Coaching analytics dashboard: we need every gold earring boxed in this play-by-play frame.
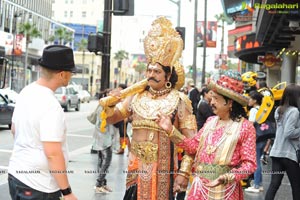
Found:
[165,81,172,89]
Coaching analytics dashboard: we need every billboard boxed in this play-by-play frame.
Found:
[196,21,217,48]
[0,31,13,55]
[214,54,227,69]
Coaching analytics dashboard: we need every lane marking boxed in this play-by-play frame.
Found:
[67,134,92,138]
[0,150,12,153]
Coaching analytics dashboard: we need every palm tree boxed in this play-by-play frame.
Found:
[135,61,147,80]
[18,22,41,87]
[48,27,73,45]
[214,13,227,55]
[113,50,129,82]
[114,50,129,68]
[76,38,88,87]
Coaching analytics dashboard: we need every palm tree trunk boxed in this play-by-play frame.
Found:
[24,38,29,88]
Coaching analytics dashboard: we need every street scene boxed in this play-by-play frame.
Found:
[1,0,300,199]
[0,101,294,200]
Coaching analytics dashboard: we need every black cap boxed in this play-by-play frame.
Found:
[38,45,77,72]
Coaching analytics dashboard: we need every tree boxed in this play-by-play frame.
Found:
[214,13,227,55]
[113,50,129,82]
[48,27,73,45]
[18,22,41,87]
[113,50,129,68]
[76,38,88,86]
[135,61,147,80]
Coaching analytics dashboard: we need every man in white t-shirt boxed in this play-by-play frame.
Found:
[8,45,78,200]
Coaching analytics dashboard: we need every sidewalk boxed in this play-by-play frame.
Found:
[0,147,293,200]
[67,146,128,200]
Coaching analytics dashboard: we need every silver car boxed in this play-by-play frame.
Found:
[0,93,14,129]
[54,87,80,112]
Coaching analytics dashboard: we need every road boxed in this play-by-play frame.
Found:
[0,100,293,200]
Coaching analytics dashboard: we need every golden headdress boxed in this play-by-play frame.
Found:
[144,17,183,67]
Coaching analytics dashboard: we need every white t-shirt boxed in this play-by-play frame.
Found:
[248,106,259,122]
[8,82,69,193]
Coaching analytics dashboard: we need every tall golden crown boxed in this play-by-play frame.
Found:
[144,17,183,67]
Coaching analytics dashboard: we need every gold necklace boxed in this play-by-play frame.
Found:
[148,87,171,99]
[205,119,233,155]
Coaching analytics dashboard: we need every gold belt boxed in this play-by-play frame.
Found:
[131,141,158,163]
[195,163,231,181]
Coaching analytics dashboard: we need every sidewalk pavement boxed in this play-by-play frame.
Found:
[0,147,293,200]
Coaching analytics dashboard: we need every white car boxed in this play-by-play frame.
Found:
[54,86,80,111]
[78,90,91,103]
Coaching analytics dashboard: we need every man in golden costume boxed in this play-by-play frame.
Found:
[102,17,196,200]
[158,70,257,200]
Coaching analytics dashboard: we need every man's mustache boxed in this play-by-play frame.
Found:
[148,77,160,83]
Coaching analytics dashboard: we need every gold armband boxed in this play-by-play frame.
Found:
[167,126,185,144]
[220,173,235,185]
[179,155,193,176]
[179,114,197,130]
[104,106,115,118]
[116,103,130,118]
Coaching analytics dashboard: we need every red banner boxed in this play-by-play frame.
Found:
[196,21,217,48]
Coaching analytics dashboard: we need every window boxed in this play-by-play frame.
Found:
[82,11,87,18]
[64,11,68,17]
[70,11,73,17]
[65,0,68,3]
[70,0,74,3]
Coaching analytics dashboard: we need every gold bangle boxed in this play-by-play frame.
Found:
[167,126,175,136]
[177,173,190,179]
[116,103,130,118]
[220,173,235,185]
[179,155,193,175]
[168,126,185,144]
[177,172,189,179]
[178,170,191,177]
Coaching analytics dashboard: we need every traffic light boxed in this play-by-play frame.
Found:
[175,27,185,49]
[113,0,134,16]
[87,33,104,53]
[189,66,193,74]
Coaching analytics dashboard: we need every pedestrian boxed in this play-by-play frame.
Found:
[187,80,200,115]
[92,97,114,193]
[113,83,131,155]
[90,89,109,154]
[245,90,265,193]
[101,17,196,200]
[157,70,257,199]
[8,45,77,200]
[196,86,214,131]
[265,83,300,200]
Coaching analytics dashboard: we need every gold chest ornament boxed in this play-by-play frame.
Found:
[131,89,180,120]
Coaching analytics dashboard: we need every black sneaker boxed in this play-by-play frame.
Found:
[90,149,98,154]
[260,155,268,165]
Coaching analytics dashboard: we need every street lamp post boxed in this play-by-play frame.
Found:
[168,0,181,26]
[201,0,208,85]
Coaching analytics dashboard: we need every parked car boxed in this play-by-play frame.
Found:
[0,93,15,129]
[0,88,19,103]
[78,90,91,103]
[54,86,80,112]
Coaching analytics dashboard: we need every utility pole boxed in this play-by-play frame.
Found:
[201,0,207,84]
[168,0,181,26]
[101,0,112,92]
[192,0,197,85]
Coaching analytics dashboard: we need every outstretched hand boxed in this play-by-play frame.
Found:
[155,112,173,134]
[173,174,189,194]
[204,176,225,188]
